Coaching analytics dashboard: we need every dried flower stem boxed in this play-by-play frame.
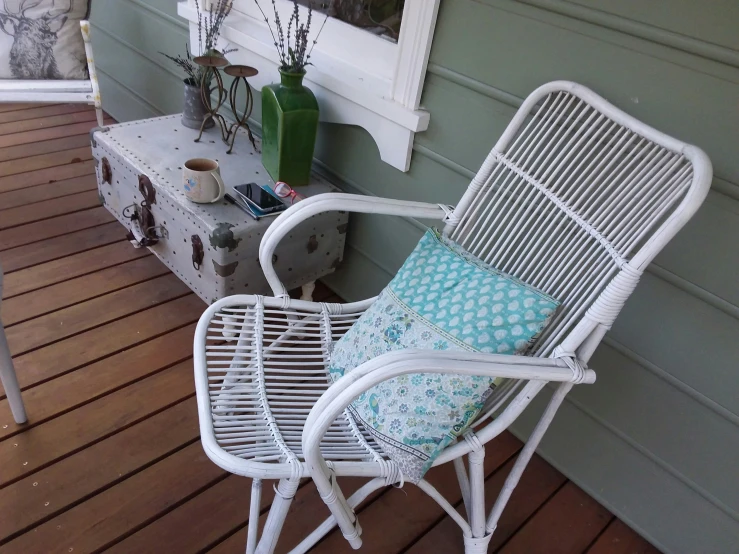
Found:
[255,0,328,74]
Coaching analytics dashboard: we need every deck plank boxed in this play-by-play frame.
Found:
[0,222,130,273]
[1,256,165,325]
[0,442,223,554]
[0,110,99,136]
[2,240,147,298]
[0,207,113,251]
[0,103,47,114]
[406,455,567,553]
[107,475,277,554]
[0,190,101,230]
[0,133,99,164]
[498,482,613,554]
[0,104,91,125]
[0,361,194,488]
[587,519,661,554]
[0,146,93,179]
[0,399,199,543]
[1,295,203,398]
[0,175,98,211]
[5,273,190,356]
[0,119,108,149]
[0,324,195,437]
[0,159,95,194]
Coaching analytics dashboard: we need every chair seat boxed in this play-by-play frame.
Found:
[201,296,387,466]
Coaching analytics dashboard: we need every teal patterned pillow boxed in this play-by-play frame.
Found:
[328,229,560,483]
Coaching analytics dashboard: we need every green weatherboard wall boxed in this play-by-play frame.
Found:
[91,1,739,551]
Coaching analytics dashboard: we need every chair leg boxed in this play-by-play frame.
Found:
[245,479,262,554]
[0,322,26,424]
[468,449,486,538]
[254,477,300,554]
[486,382,573,534]
[300,281,315,301]
[453,456,472,521]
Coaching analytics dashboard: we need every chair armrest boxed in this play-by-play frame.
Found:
[259,193,455,297]
[300,349,595,549]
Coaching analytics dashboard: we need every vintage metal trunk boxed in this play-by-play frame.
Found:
[91,115,347,304]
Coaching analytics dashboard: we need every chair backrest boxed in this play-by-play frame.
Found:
[446,81,712,361]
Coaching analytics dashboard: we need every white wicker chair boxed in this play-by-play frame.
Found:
[0,263,26,424]
[193,81,712,554]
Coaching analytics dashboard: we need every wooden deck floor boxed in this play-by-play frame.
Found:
[0,104,660,554]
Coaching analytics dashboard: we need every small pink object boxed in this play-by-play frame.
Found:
[274,181,305,204]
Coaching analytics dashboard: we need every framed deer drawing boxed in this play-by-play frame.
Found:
[0,0,103,126]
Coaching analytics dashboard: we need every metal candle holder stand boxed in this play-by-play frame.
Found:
[193,56,258,155]
[225,65,259,154]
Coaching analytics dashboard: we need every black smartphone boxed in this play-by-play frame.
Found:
[232,183,286,215]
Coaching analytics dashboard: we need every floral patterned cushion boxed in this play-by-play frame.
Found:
[328,229,560,483]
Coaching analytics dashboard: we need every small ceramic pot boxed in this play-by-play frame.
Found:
[181,81,214,130]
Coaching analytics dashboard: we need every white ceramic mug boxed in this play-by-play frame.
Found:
[183,158,226,203]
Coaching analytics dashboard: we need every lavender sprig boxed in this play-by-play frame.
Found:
[163,0,235,87]
[255,0,328,74]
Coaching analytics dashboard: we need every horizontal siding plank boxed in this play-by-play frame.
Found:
[563,0,739,52]
[429,0,739,182]
[575,339,739,514]
[510,390,739,553]
[611,273,739,416]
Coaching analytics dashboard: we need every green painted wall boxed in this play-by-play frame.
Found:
[90,1,739,551]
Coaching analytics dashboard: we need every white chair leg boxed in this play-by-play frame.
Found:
[453,456,472,521]
[289,477,387,554]
[467,448,486,538]
[80,21,104,128]
[245,479,263,554]
[486,382,573,534]
[0,322,26,424]
[255,477,300,554]
[300,281,315,301]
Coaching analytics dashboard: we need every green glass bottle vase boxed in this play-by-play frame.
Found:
[261,70,319,186]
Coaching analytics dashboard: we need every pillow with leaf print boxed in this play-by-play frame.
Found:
[327,229,560,483]
[0,0,91,80]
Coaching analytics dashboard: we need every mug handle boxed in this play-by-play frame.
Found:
[209,171,226,203]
